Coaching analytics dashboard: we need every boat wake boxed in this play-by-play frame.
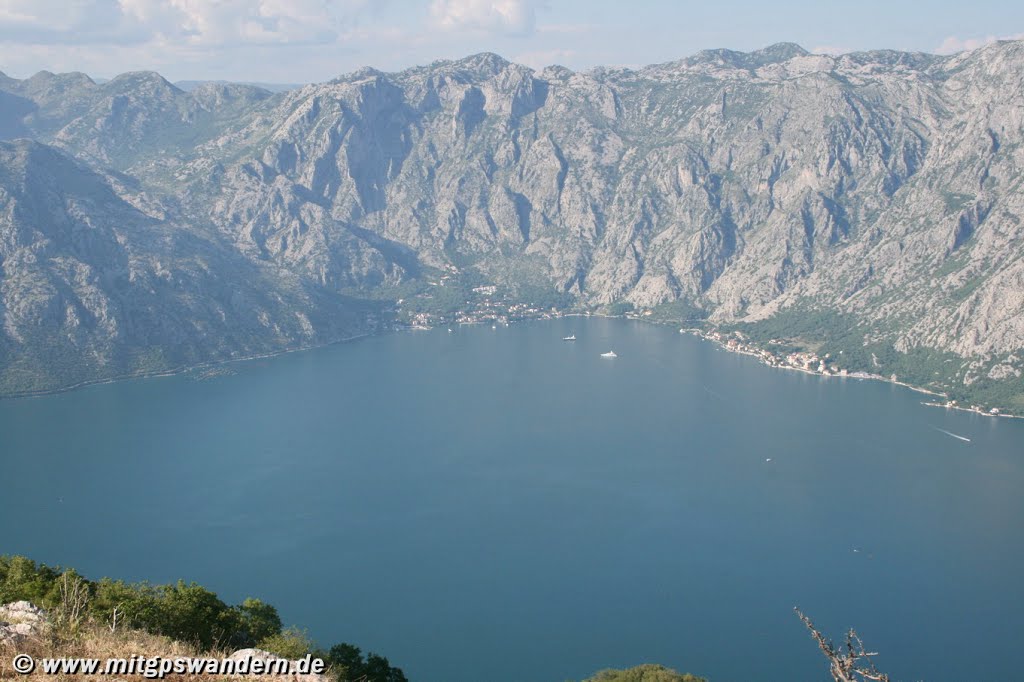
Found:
[930,426,971,443]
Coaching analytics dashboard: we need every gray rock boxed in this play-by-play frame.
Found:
[2,42,1024,397]
[0,601,48,643]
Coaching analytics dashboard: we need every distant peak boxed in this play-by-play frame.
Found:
[458,52,510,70]
[112,70,162,79]
[437,52,512,79]
[755,42,810,61]
[328,66,391,87]
[350,66,385,80]
[108,71,178,90]
[539,64,575,80]
[22,70,96,89]
[331,53,512,86]
[666,42,810,72]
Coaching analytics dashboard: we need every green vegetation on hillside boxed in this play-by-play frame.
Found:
[727,306,1024,410]
[0,555,406,682]
[647,300,708,324]
[0,556,713,682]
[582,664,706,682]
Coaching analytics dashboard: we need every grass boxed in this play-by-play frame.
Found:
[0,619,255,681]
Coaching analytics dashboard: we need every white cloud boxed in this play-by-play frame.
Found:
[0,0,372,47]
[0,1,148,45]
[0,0,389,81]
[429,0,537,36]
[935,32,1024,55]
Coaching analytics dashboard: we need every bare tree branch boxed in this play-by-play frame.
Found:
[795,607,890,682]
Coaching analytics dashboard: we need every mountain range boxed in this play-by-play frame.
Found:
[1,42,1022,408]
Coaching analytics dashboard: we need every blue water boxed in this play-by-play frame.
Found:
[1,317,1022,681]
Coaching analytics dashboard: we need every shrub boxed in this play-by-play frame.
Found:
[232,598,283,647]
[150,581,241,649]
[585,664,706,682]
[0,555,407,682]
[258,626,314,659]
[0,556,61,606]
[324,643,408,682]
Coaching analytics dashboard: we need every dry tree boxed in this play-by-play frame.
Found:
[795,607,890,682]
[55,571,90,633]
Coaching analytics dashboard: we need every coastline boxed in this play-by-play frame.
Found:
[919,400,1024,420]
[672,324,1023,420]
[3,312,1021,420]
[0,331,375,401]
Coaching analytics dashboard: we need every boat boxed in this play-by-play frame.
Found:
[562,334,576,341]
[601,351,617,358]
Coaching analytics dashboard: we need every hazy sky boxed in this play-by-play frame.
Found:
[1,0,1023,83]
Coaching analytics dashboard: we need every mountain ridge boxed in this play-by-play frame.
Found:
[1,42,1023,407]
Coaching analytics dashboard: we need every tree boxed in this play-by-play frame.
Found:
[325,643,408,682]
[232,598,283,647]
[362,653,408,682]
[326,643,364,679]
[154,580,239,648]
[52,570,90,632]
[257,627,314,659]
[0,556,61,605]
[795,608,890,682]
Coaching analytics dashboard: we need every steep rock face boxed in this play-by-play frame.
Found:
[0,42,1023,395]
[0,140,375,393]
[757,43,1024,369]
[165,46,1011,330]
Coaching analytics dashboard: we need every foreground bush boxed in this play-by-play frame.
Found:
[0,555,405,681]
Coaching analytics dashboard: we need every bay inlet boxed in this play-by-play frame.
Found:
[1,317,1022,681]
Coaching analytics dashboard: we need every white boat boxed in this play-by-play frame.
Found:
[563,334,576,341]
[601,351,617,358]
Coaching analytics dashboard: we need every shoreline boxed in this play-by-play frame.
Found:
[920,400,1024,420]
[673,325,1022,420]
[3,314,1021,420]
[0,331,375,401]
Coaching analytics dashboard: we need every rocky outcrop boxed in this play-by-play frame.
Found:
[0,601,47,644]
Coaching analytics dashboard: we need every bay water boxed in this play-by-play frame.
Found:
[2,317,1022,681]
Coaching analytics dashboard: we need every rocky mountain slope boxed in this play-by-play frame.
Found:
[0,139,378,393]
[1,42,1022,404]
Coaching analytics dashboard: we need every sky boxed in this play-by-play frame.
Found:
[0,0,1022,84]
